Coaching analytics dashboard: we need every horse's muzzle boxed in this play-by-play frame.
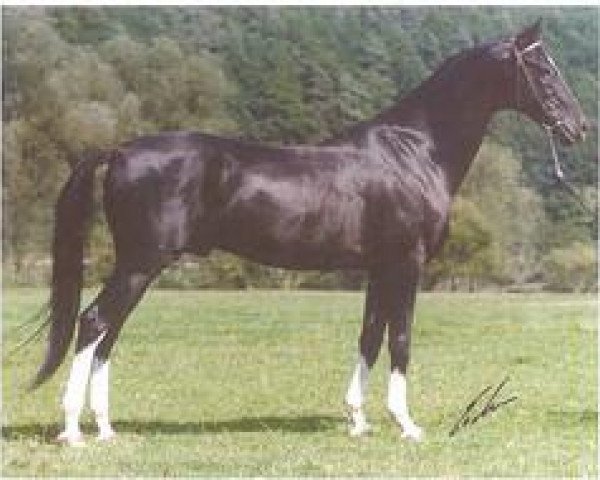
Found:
[554,117,589,145]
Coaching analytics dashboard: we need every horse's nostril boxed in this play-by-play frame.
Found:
[581,117,596,141]
[581,117,596,132]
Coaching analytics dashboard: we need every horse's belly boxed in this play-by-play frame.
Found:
[222,241,364,270]
[214,205,365,270]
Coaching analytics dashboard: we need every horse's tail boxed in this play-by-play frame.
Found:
[31,151,108,389]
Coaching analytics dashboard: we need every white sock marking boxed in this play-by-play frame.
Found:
[346,356,369,408]
[60,333,105,443]
[387,368,423,441]
[90,358,115,440]
[346,356,371,436]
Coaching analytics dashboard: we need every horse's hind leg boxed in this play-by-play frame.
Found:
[58,263,160,445]
[89,353,112,440]
[89,266,162,441]
[58,322,105,445]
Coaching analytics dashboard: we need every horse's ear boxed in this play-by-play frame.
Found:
[515,19,542,50]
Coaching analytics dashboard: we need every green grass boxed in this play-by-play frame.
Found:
[2,288,597,476]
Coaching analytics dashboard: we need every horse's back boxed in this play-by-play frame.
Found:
[101,128,447,270]
[101,131,365,267]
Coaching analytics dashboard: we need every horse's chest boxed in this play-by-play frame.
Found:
[421,176,451,251]
[365,170,450,258]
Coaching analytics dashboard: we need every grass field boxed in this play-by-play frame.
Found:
[2,288,597,477]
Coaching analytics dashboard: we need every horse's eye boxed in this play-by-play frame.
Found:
[541,75,554,86]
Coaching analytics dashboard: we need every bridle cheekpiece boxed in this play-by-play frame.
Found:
[513,39,562,134]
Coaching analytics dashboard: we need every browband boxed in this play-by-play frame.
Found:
[519,40,543,54]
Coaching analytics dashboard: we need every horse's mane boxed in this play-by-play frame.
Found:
[416,39,500,95]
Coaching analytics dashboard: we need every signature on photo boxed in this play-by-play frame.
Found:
[449,376,518,437]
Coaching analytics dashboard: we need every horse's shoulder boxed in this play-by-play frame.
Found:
[365,125,428,149]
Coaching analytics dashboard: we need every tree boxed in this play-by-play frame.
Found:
[100,35,235,134]
[2,9,236,284]
[426,197,496,291]
[460,142,549,284]
[543,242,597,292]
[425,142,551,289]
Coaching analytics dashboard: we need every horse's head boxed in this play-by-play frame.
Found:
[501,20,588,145]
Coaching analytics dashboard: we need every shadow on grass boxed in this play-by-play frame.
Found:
[2,415,344,441]
[114,415,344,434]
[546,409,598,424]
[1,422,62,442]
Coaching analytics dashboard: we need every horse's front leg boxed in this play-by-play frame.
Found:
[385,257,423,441]
[345,279,386,436]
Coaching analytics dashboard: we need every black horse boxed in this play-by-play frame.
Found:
[33,21,586,445]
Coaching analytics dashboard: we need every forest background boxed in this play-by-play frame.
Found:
[2,6,597,292]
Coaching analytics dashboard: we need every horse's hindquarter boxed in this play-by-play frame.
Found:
[104,132,213,263]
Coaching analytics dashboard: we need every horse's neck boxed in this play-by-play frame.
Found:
[384,78,499,195]
[328,61,504,195]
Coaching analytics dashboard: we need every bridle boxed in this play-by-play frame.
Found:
[513,40,594,219]
[514,40,566,177]
[514,41,565,176]
[513,40,563,135]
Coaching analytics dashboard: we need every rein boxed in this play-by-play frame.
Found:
[544,125,595,220]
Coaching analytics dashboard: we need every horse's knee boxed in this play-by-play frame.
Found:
[359,325,386,368]
[389,331,410,373]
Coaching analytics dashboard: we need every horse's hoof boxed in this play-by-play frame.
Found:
[55,431,85,447]
[401,424,424,442]
[349,421,372,437]
[346,405,372,437]
[389,411,424,442]
[96,429,116,442]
